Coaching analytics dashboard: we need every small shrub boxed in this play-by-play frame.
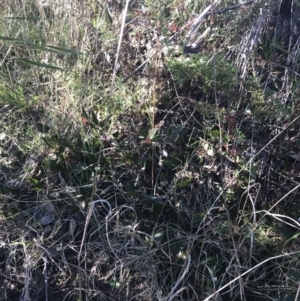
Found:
[167,53,237,94]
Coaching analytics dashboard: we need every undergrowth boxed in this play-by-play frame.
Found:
[0,0,300,301]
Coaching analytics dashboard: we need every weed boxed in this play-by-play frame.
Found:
[0,1,300,301]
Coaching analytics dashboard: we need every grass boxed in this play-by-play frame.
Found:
[0,0,300,300]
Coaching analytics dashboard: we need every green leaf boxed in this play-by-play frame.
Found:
[91,110,100,126]
[152,227,165,245]
[165,125,188,144]
[170,238,183,257]
[28,177,43,191]
[35,123,50,133]
[142,194,166,205]
[0,132,6,140]
[273,41,298,59]
[0,36,85,55]
[18,58,63,71]
[192,213,205,222]
[47,45,87,55]
[42,136,57,148]
[81,108,89,120]
[210,129,220,138]
[163,154,182,167]
[151,135,164,143]
[48,160,65,172]
[148,128,157,140]
[176,178,192,188]
[110,281,120,288]
[274,224,292,242]
[13,150,24,160]
[104,5,113,25]
[0,36,32,43]
[109,277,120,288]
[0,184,21,194]
[284,231,300,246]
[6,16,54,21]
[123,184,135,196]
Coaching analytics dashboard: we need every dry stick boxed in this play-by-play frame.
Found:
[295,282,300,301]
[162,255,191,301]
[77,202,95,301]
[185,0,253,51]
[185,0,219,47]
[34,238,66,275]
[123,5,203,83]
[280,0,294,103]
[203,250,300,301]
[42,256,49,301]
[212,47,245,299]
[239,5,268,78]
[238,182,261,224]
[216,0,254,14]
[0,29,22,68]
[124,1,253,82]
[195,114,300,299]
[257,182,300,225]
[198,113,300,230]
[110,0,131,93]
[151,29,161,193]
[76,2,133,288]
[77,199,112,301]
[122,7,195,83]
[261,210,300,230]
[19,242,31,301]
[225,208,246,300]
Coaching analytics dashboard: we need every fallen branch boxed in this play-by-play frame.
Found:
[184,0,254,54]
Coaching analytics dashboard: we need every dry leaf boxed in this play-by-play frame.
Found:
[40,214,54,225]
[69,218,76,237]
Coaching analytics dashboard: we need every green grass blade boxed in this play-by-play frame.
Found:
[18,58,63,71]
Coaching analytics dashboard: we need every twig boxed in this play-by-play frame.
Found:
[189,0,219,36]
[295,282,300,301]
[0,29,22,68]
[184,0,254,53]
[110,0,131,93]
[34,239,66,275]
[162,255,191,301]
[216,0,254,14]
[194,114,300,247]
[203,251,300,301]
[77,199,112,301]
[42,256,49,301]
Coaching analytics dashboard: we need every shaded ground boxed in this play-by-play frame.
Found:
[0,0,300,300]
